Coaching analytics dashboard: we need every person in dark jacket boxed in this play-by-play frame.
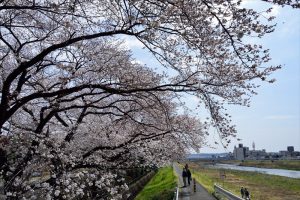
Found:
[182,168,187,187]
[240,187,245,198]
[244,188,250,199]
[185,164,192,185]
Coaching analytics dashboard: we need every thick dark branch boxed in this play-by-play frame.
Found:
[0,29,135,124]
[2,81,198,130]
[35,109,57,133]
[0,5,51,10]
[12,70,29,99]
[54,113,69,127]
[22,106,37,122]
[82,137,135,159]
[0,32,16,53]
[82,130,171,159]
[64,107,87,142]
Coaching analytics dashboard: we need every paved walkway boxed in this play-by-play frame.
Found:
[173,163,216,200]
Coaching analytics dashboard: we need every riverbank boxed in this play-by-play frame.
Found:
[210,163,300,178]
[219,160,300,171]
[189,162,300,200]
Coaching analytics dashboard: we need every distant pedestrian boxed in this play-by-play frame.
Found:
[240,187,245,198]
[185,164,192,186]
[182,168,188,187]
[244,188,250,200]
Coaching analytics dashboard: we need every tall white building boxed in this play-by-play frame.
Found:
[233,144,246,160]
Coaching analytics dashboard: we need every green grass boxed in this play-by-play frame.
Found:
[135,166,177,200]
[192,169,215,194]
[189,162,300,200]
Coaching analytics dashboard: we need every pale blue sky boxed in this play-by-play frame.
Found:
[125,1,300,153]
[216,1,300,153]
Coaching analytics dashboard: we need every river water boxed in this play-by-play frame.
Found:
[210,164,300,179]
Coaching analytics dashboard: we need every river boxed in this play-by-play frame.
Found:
[210,164,300,179]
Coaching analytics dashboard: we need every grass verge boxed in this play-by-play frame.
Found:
[134,166,177,200]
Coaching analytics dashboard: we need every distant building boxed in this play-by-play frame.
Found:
[248,149,267,159]
[232,144,299,160]
[252,141,255,151]
[292,151,300,157]
[287,146,294,153]
[279,151,290,157]
[245,147,250,157]
[233,144,246,160]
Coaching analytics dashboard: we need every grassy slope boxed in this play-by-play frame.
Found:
[189,162,300,200]
[135,166,177,200]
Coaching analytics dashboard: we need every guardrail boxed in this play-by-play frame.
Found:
[173,187,179,200]
[214,184,243,200]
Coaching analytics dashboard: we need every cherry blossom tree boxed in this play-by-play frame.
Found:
[0,0,297,199]
[263,0,300,8]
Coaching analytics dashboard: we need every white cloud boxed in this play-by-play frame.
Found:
[265,5,281,18]
[120,36,144,49]
[240,0,257,7]
[131,60,144,65]
[271,5,280,16]
[240,0,281,17]
[264,115,295,120]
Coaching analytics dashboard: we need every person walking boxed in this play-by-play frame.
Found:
[244,188,250,200]
[185,165,192,186]
[182,168,188,187]
[240,187,245,199]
